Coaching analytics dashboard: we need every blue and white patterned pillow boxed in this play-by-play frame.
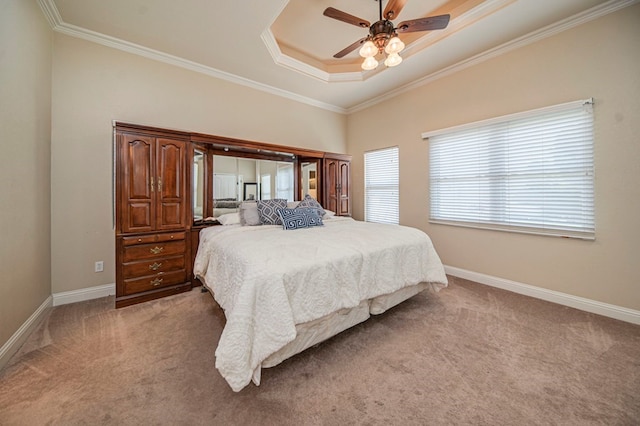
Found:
[297,194,325,216]
[256,199,287,225]
[278,207,324,230]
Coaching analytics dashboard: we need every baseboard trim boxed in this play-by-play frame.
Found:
[52,283,116,307]
[1,284,116,371]
[444,265,640,325]
[0,295,53,371]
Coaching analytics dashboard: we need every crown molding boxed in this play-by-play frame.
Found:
[37,0,346,114]
[261,29,365,83]
[347,0,639,113]
[36,0,62,27]
[37,0,637,115]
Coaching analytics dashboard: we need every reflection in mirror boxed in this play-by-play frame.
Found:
[193,150,204,220]
[301,161,318,200]
[276,162,294,200]
[212,155,243,217]
[211,155,295,217]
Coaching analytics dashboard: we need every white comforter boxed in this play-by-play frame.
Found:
[193,217,447,391]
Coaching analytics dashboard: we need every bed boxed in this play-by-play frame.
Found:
[193,211,447,392]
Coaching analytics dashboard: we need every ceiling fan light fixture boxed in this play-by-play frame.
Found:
[359,40,378,58]
[385,36,405,55]
[362,56,379,70]
[384,52,403,67]
[323,4,451,72]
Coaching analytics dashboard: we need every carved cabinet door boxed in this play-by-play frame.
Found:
[118,134,186,233]
[155,138,187,231]
[337,160,351,216]
[323,157,351,216]
[120,134,155,233]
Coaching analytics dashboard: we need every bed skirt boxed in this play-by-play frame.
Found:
[262,282,428,368]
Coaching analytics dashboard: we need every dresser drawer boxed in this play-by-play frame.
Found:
[123,269,187,295]
[122,255,185,279]
[123,240,186,262]
[122,232,185,246]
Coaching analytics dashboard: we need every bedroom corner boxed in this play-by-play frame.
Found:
[0,0,53,369]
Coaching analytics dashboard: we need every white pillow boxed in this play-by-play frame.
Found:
[323,210,336,219]
[217,212,241,225]
[239,201,261,226]
[287,201,301,209]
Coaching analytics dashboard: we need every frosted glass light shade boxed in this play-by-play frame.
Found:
[385,36,405,54]
[362,56,379,70]
[359,40,377,58]
[384,53,403,67]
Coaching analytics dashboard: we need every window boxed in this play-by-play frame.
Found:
[276,162,294,200]
[260,174,271,200]
[214,173,238,199]
[365,146,399,224]
[424,99,594,239]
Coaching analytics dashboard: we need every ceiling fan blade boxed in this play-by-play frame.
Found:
[323,7,370,28]
[333,37,368,59]
[383,0,408,21]
[396,14,451,33]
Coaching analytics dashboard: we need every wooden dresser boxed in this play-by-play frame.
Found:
[114,124,192,308]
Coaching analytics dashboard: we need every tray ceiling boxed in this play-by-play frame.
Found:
[41,0,629,113]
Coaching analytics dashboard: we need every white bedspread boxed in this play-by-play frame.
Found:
[193,217,447,391]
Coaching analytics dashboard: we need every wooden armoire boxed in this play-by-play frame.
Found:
[115,124,192,308]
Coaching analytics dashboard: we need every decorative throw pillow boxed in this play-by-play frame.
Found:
[296,194,325,216]
[239,201,261,226]
[257,199,288,225]
[278,207,324,230]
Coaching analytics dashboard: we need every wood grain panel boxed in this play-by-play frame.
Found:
[156,138,186,230]
[120,134,155,233]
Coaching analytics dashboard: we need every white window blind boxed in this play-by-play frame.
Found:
[260,174,271,200]
[365,146,399,224]
[425,99,594,239]
[276,162,294,200]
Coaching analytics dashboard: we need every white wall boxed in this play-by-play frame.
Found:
[50,34,347,294]
[347,4,640,311]
[0,0,52,356]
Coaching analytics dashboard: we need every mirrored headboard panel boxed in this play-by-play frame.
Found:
[193,149,205,221]
[209,155,295,217]
[190,133,324,223]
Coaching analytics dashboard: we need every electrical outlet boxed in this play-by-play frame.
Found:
[95,261,104,272]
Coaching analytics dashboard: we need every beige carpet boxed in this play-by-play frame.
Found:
[1,276,639,425]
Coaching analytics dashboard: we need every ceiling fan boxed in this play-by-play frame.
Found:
[323,0,450,70]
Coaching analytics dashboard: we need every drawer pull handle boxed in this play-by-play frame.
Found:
[151,278,163,286]
[150,246,164,254]
[149,262,162,271]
